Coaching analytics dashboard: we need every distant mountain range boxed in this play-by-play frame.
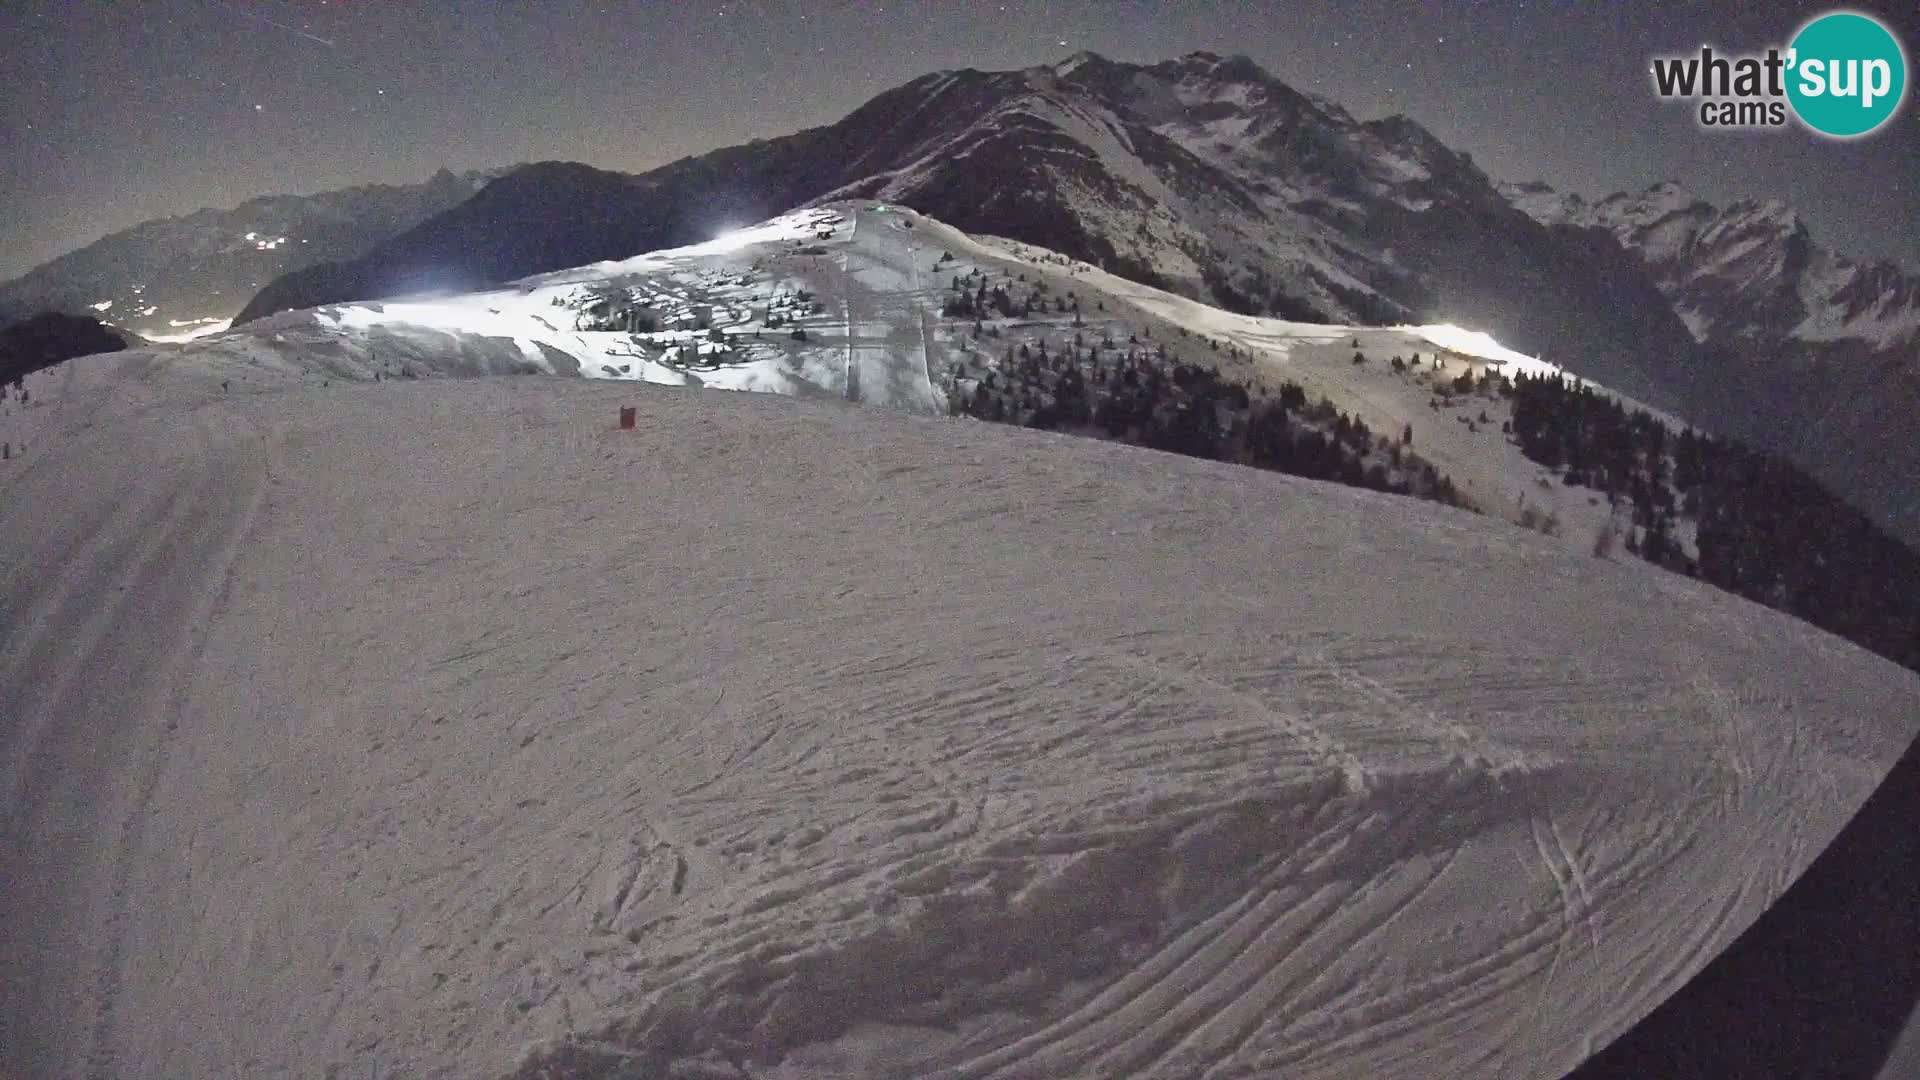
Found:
[9,51,1918,541]
[0,168,502,339]
[1504,179,1920,546]
[1505,179,1920,352]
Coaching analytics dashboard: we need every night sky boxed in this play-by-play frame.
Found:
[3,0,1917,281]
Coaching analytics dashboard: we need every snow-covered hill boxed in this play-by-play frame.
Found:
[2,327,1915,1077]
[223,51,1920,540]
[237,53,1699,417]
[240,51,1920,547]
[3,203,1676,559]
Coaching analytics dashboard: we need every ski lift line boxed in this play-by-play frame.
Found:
[841,244,858,403]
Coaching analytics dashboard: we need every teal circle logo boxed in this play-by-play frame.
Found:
[1786,11,1907,137]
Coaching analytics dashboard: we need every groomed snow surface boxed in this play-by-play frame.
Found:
[2,357,1917,1078]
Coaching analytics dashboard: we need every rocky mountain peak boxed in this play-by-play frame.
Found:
[1721,197,1805,236]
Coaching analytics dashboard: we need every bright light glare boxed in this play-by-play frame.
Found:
[1413,323,1522,362]
[703,226,755,254]
[1404,322,1562,377]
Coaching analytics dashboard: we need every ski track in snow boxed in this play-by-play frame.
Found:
[0,396,273,1079]
[0,223,1916,1078]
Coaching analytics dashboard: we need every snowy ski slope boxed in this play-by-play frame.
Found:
[1,352,1916,1077]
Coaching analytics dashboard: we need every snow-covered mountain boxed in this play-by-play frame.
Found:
[0,167,502,340]
[237,53,1697,411]
[15,202,1649,557]
[1506,179,1920,544]
[5,224,1918,1077]
[226,51,1920,541]
[1506,179,1920,353]
[43,52,1905,542]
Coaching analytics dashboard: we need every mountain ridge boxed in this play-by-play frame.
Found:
[1502,176,1920,543]
[0,167,506,339]
[236,52,1701,411]
[1505,177,1920,354]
